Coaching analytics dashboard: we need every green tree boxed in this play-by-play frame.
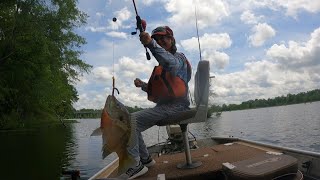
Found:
[0,0,91,129]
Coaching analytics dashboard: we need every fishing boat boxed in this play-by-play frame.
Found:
[88,60,320,180]
[89,136,320,180]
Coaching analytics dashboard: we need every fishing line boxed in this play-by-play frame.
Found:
[188,0,204,106]
[110,4,119,96]
[111,23,116,96]
[112,40,115,77]
[112,40,118,96]
[193,0,202,61]
[188,130,197,142]
[158,126,161,145]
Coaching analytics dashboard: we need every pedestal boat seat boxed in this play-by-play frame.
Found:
[156,60,210,169]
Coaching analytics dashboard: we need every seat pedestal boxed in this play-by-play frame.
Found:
[176,124,202,169]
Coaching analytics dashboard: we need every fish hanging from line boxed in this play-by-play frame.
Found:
[91,95,137,175]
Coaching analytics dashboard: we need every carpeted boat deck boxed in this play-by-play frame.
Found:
[135,142,268,180]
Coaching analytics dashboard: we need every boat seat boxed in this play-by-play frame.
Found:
[155,108,196,126]
[156,60,210,169]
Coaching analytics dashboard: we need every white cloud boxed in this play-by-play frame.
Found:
[226,0,320,18]
[73,91,110,110]
[181,33,231,69]
[141,0,162,6]
[165,0,229,29]
[74,54,158,109]
[240,10,263,24]
[84,6,132,34]
[225,0,271,13]
[85,26,107,33]
[82,38,147,67]
[212,27,320,105]
[89,55,156,84]
[181,33,232,51]
[105,31,128,39]
[249,23,276,47]
[118,56,155,76]
[92,66,114,82]
[95,12,104,17]
[76,76,90,86]
[274,0,320,17]
[266,27,320,68]
[203,50,229,70]
[108,7,132,30]
[213,60,318,105]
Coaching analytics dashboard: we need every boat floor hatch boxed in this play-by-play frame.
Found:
[222,153,298,180]
[133,142,283,180]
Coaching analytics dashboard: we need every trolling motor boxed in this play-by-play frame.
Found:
[131,0,151,60]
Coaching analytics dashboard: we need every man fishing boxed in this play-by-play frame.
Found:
[122,26,192,179]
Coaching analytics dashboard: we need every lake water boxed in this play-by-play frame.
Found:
[1,102,319,180]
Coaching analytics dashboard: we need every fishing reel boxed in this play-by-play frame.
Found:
[133,17,150,60]
[131,31,137,35]
[131,17,147,35]
[131,26,139,35]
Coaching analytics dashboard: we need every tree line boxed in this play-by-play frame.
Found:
[74,89,320,119]
[208,89,320,115]
[72,106,144,119]
[0,0,91,129]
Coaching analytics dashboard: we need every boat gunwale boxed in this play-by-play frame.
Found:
[211,136,320,158]
[88,157,119,180]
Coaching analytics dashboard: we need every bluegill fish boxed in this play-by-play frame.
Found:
[91,95,136,174]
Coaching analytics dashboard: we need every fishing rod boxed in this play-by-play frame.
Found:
[131,0,151,60]
[194,1,202,61]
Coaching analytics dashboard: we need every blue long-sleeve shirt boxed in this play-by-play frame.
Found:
[146,39,189,84]
[143,39,190,106]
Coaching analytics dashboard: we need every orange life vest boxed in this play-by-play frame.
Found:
[147,60,191,103]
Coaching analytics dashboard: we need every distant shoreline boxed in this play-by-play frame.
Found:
[0,119,79,132]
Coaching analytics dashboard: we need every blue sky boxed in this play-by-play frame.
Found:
[73,0,320,110]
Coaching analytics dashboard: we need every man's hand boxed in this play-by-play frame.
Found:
[134,78,144,87]
[139,32,152,46]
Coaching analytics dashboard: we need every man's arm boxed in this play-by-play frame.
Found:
[146,39,185,76]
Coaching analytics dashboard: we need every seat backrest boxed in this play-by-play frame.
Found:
[191,60,210,123]
[178,60,210,125]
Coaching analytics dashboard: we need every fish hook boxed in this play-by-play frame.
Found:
[112,87,119,96]
[112,76,120,96]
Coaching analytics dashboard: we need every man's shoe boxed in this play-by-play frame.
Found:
[141,155,156,167]
[125,161,148,179]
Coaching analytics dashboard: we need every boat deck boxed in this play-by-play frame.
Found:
[91,137,320,180]
[105,142,275,180]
